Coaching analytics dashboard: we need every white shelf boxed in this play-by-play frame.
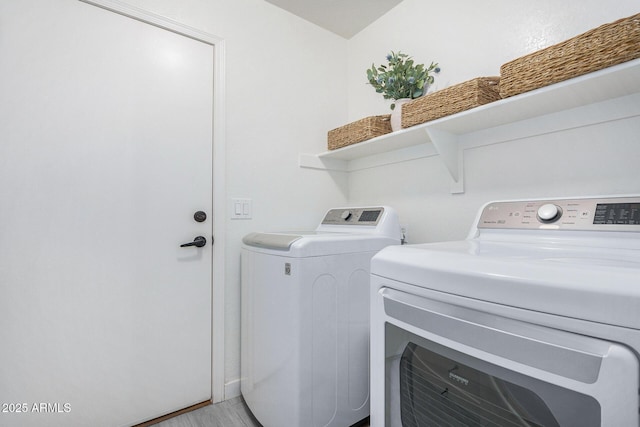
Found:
[300,58,640,193]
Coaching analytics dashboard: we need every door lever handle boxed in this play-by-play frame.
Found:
[180,236,207,248]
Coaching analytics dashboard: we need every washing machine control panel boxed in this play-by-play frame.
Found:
[322,207,384,226]
[478,197,640,231]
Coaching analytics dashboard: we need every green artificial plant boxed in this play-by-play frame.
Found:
[367,51,440,110]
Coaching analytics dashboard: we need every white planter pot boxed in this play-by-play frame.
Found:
[390,98,411,131]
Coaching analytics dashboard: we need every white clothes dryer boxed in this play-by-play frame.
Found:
[241,206,401,427]
[370,196,640,427]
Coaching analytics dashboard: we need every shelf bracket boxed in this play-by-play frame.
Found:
[299,153,347,171]
[424,128,464,193]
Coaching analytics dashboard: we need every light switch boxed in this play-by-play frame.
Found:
[231,198,252,220]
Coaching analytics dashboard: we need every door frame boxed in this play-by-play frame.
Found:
[79,0,227,403]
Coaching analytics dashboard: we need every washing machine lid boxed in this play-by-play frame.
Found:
[371,239,640,329]
[242,205,402,256]
[242,232,305,250]
[243,231,399,257]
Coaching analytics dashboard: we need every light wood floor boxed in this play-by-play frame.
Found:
[154,397,262,427]
[152,397,370,427]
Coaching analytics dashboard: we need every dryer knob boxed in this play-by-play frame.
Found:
[341,210,352,221]
[537,204,562,223]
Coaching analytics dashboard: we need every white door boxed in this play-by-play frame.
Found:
[0,1,213,426]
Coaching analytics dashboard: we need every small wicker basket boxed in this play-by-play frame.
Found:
[401,77,501,129]
[500,13,640,98]
[327,115,392,150]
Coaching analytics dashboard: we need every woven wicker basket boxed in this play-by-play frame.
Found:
[500,13,640,98]
[401,77,501,129]
[327,115,391,150]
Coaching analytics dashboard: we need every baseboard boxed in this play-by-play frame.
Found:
[224,378,241,400]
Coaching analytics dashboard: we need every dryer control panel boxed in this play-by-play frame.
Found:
[478,197,640,231]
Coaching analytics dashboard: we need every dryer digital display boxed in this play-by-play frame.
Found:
[594,203,640,225]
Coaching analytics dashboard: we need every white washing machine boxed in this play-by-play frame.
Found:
[241,206,402,427]
[370,196,640,427]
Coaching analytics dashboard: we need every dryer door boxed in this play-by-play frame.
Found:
[379,288,639,427]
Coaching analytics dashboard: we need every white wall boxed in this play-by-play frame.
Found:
[117,0,349,398]
[346,0,640,244]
